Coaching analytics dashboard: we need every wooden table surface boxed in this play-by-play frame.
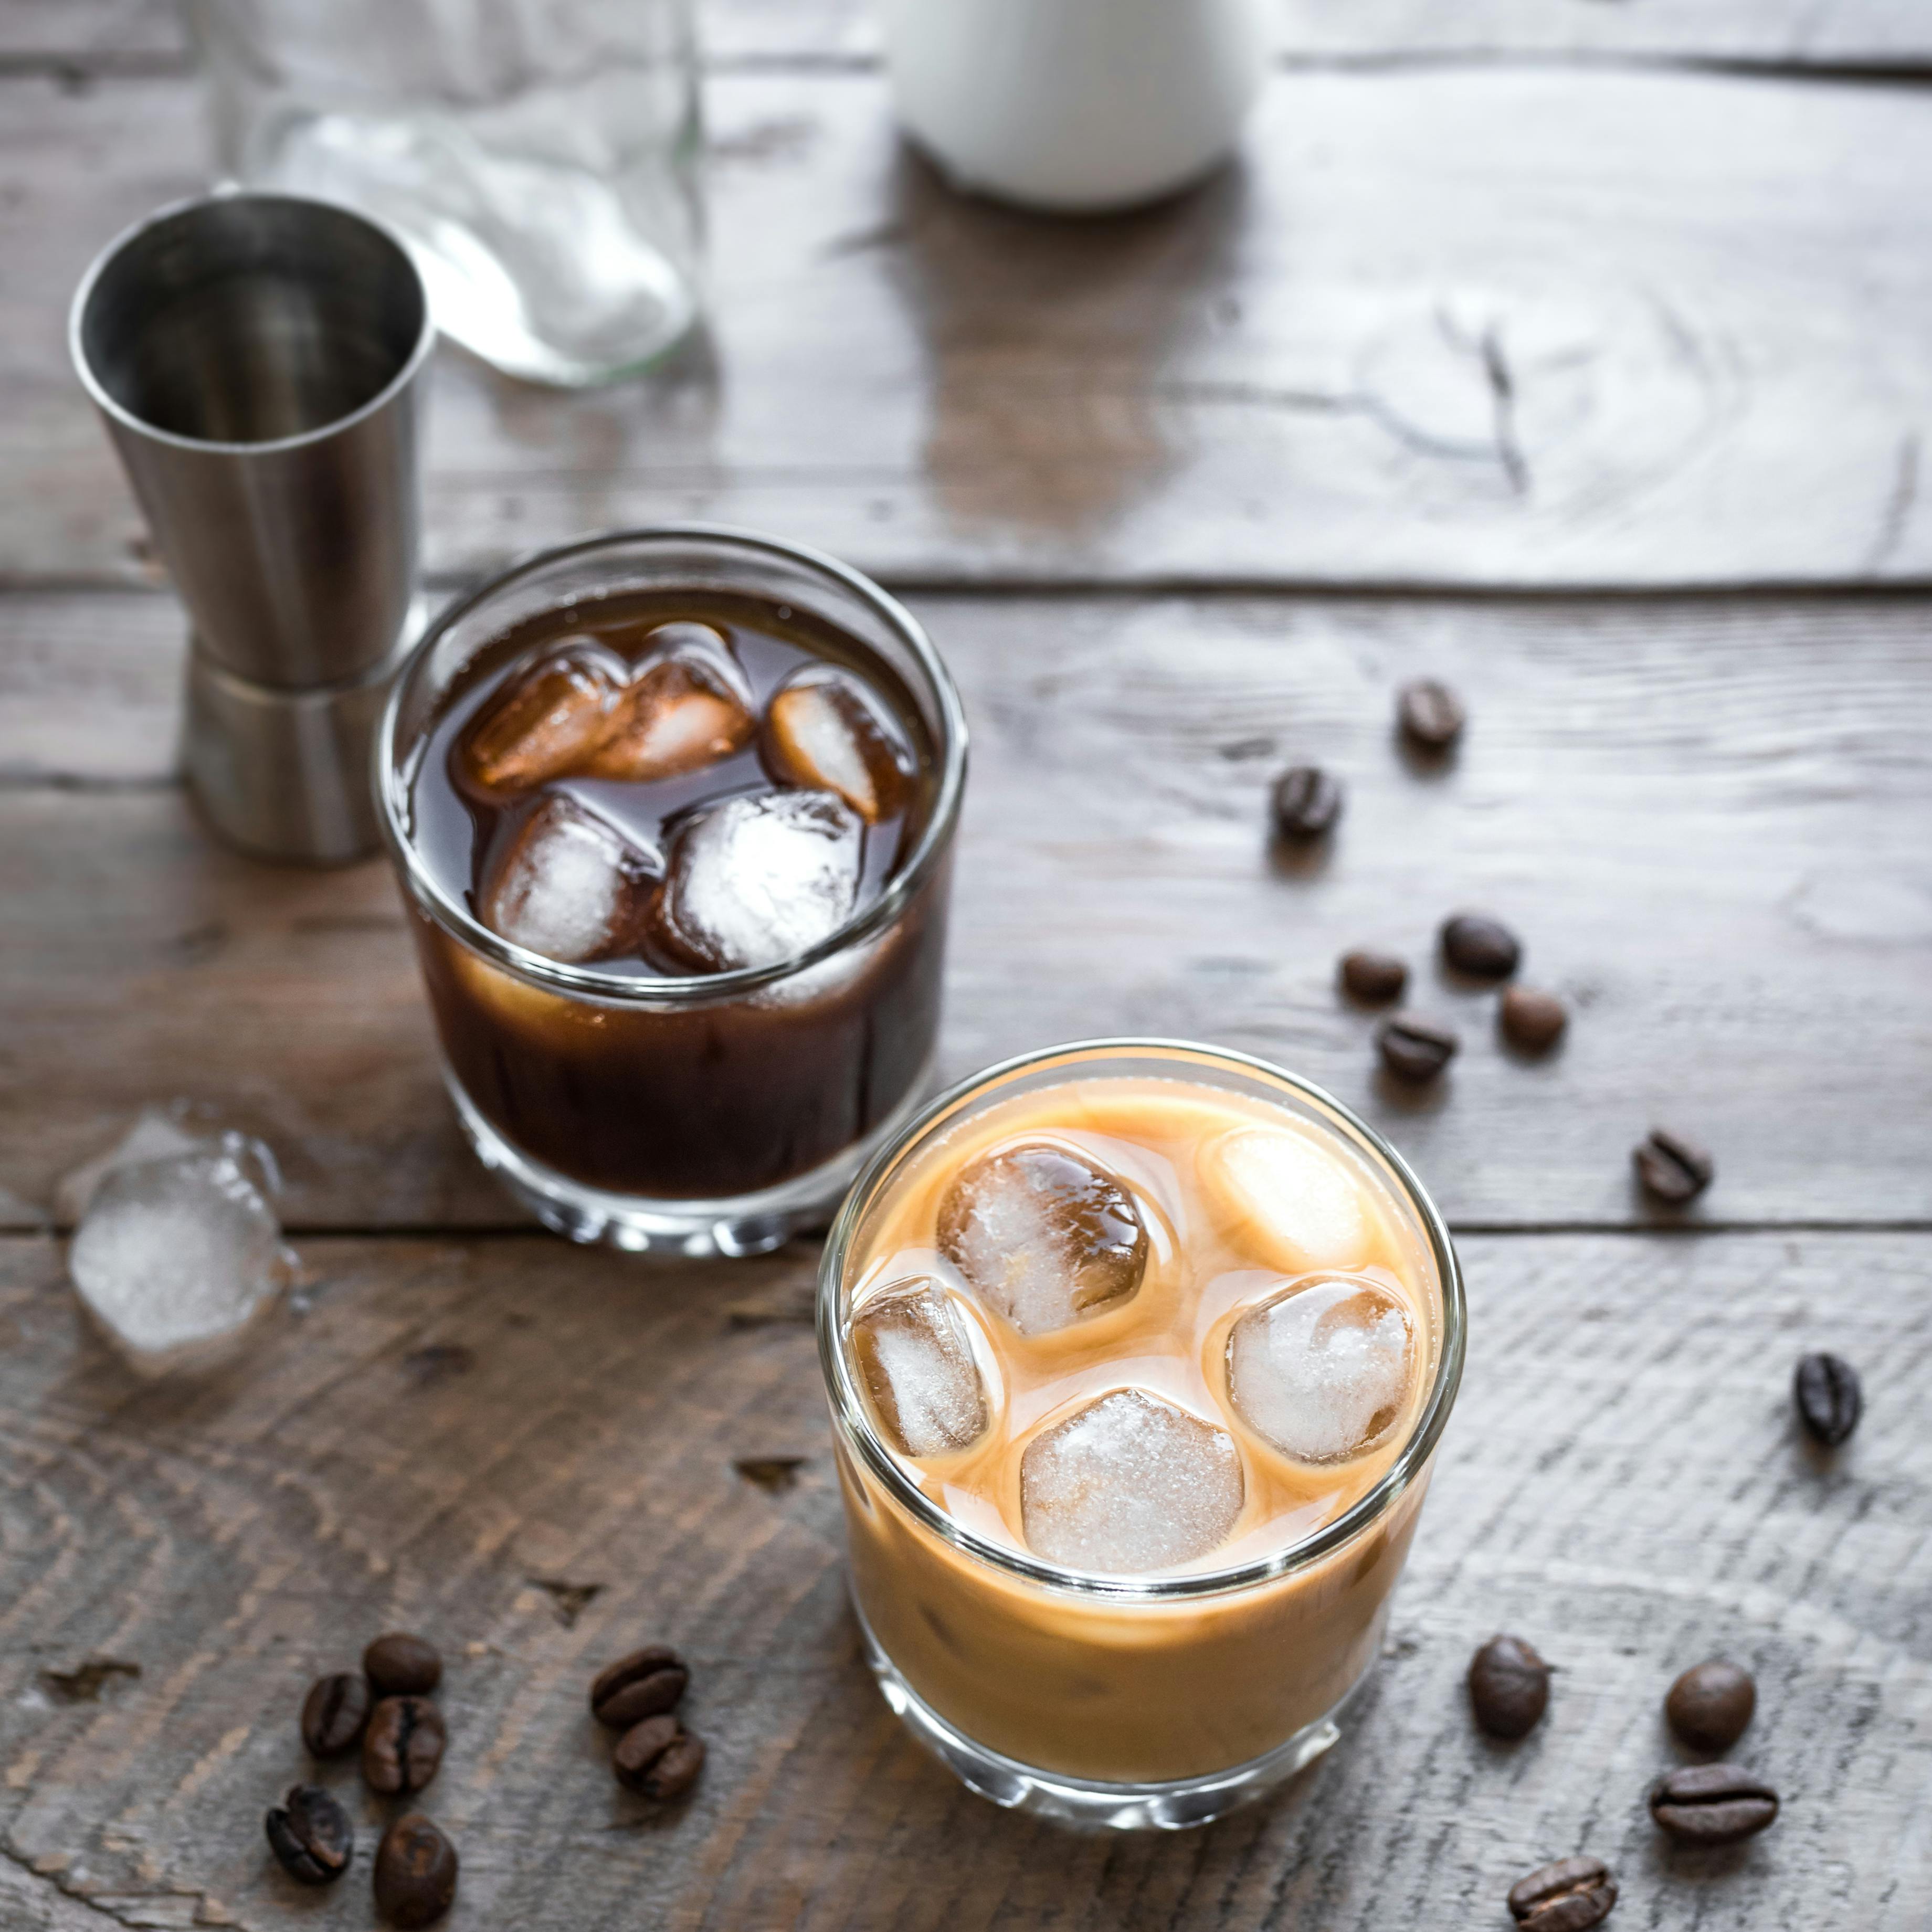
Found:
[2,5,1928,1928]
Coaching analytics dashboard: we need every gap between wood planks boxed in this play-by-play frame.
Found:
[6,48,1932,81]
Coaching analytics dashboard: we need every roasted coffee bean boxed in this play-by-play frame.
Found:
[264,1784,353,1887]
[587,1653,695,1731]
[364,1632,442,1698]
[1507,1855,1617,1930]
[1665,1659,1756,1754]
[1271,765,1344,840]
[1397,678,1465,748]
[373,1813,458,1928]
[614,1714,706,1801]
[1469,1633,1551,1739]
[1633,1127,1714,1205]
[300,1671,372,1759]
[1648,1763,1779,1845]
[363,1695,446,1796]
[1500,985,1567,1053]
[1441,911,1521,979]
[1340,949,1407,1004]
[1377,1013,1459,1083]
[1794,1352,1862,1447]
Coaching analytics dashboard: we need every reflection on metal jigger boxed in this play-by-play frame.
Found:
[69,190,435,864]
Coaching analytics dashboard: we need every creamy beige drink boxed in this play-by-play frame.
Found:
[819,1042,1463,1827]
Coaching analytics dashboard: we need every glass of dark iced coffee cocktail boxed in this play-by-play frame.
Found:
[377,527,965,1255]
[819,1040,1464,1827]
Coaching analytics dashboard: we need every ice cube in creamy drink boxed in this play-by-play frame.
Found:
[824,1046,1460,1818]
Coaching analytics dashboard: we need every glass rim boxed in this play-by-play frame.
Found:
[374,523,970,1004]
[816,1037,1468,1602]
[69,189,436,458]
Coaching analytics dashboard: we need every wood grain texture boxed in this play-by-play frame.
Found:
[0,1228,1924,1928]
[700,0,1932,67]
[9,1,1931,70]
[3,589,1928,1233]
[10,68,1932,590]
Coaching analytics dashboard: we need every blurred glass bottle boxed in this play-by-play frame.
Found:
[186,0,701,386]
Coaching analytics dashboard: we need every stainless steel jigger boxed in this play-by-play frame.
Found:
[70,192,435,863]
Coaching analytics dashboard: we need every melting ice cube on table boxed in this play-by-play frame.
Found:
[654,789,861,972]
[937,1141,1148,1337]
[585,625,755,783]
[1227,1278,1416,1464]
[1020,1389,1243,1574]
[457,639,629,794]
[1200,1126,1373,1274]
[850,1280,990,1458]
[481,795,655,965]
[68,1137,288,1378]
[762,668,910,824]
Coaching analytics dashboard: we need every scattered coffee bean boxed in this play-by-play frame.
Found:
[1507,1855,1617,1930]
[1340,949,1408,1004]
[1665,1659,1756,1754]
[300,1671,372,1759]
[374,1813,458,1929]
[613,1713,705,1800]
[589,1645,689,1731]
[1398,678,1465,748]
[1378,1013,1459,1083]
[1500,985,1567,1053]
[1648,1763,1779,1845]
[1441,911,1521,979]
[1633,1127,1714,1205]
[363,1695,446,1797]
[265,1785,353,1887]
[1794,1352,1862,1447]
[1469,1633,1551,1739]
[1272,765,1344,840]
[365,1632,442,1698]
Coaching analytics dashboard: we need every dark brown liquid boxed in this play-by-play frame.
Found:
[403,589,950,1201]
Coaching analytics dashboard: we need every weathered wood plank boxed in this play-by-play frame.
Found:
[9,68,1932,590]
[699,0,1932,66]
[10,0,1932,71]
[3,589,1927,1232]
[0,1,181,65]
[0,1228,1924,1928]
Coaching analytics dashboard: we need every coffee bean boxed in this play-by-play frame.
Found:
[265,1785,353,1887]
[1398,678,1465,748]
[1441,911,1521,979]
[1272,765,1344,840]
[364,1632,441,1698]
[1378,1013,1459,1083]
[1794,1352,1862,1447]
[613,1713,705,1800]
[300,1671,371,1759]
[1665,1659,1756,1754]
[1469,1633,1551,1739]
[373,1813,458,1928]
[1648,1763,1779,1845]
[589,1645,686,1726]
[1507,1855,1617,1930]
[1633,1127,1714,1205]
[1340,949,1407,1004]
[363,1695,446,1796]
[1500,985,1567,1053]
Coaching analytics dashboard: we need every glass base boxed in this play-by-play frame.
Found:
[444,1064,934,1258]
[253,113,698,386]
[854,1598,1366,1830]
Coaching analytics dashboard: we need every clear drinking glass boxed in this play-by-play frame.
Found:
[185,0,701,385]
[376,526,967,1257]
[819,1040,1466,1828]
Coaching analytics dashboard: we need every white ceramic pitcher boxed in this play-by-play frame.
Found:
[880,0,1271,214]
